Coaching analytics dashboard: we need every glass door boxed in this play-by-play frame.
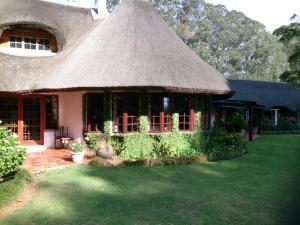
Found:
[22,97,43,145]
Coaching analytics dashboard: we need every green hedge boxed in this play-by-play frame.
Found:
[85,128,248,161]
[110,132,204,160]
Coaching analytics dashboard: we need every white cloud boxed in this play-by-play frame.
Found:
[205,0,300,32]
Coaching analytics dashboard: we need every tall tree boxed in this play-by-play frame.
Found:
[273,15,300,88]
[108,0,288,81]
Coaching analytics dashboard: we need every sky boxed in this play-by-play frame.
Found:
[46,0,300,32]
[205,0,300,32]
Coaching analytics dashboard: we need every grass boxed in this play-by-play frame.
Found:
[1,134,300,225]
[0,169,32,210]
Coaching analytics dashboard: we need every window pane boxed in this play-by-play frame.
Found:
[24,37,36,50]
[86,93,104,132]
[0,97,18,134]
[38,39,50,51]
[112,93,139,133]
[9,36,22,49]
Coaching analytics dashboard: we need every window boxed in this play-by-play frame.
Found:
[113,93,139,133]
[9,36,22,48]
[0,97,18,133]
[178,95,195,131]
[38,39,49,51]
[86,93,104,132]
[9,35,50,51]
[149,94,172,132]
[45,96,58,129]
[24,37,37,50]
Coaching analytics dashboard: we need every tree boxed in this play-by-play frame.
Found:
[108,0,288,81]
[273,14,300,88]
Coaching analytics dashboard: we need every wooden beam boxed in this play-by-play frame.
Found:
[122,112,128,133]
[248,104,253,142]
[160,111,164,132]
[189,109,195,131]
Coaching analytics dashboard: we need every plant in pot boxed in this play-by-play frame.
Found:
[229,112,245,133]
[70,142,85,163]
[95,133,114,159]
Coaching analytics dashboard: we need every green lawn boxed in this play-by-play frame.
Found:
[1,135,300,225]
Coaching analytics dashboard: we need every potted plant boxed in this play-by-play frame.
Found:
[229,112,245,133]
[70,142,85,163]
[95,133,114,159]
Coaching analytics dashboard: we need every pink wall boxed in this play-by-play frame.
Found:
[58,91,85,141]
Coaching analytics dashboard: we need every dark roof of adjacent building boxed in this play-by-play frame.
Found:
[0,0,232,95]
[225,79,300,111]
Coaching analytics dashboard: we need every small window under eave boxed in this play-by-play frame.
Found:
[0,25,59,57]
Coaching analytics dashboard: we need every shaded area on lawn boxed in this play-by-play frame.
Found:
[0,170,32,210]
[1,135,300,225]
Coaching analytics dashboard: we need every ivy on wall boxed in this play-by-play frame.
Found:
[172,113,179,133]
[139,115,148,133]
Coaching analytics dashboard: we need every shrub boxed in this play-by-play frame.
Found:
[119,134,155,159]
[0,125,26,180]
[202,127,247,161]
[261,118,273,130]
[229,112,245,132]
[85,132,104,150]
[152,136,172,158]
[110,132,203,160]
[153,133,201,157]
[139,116,148,133]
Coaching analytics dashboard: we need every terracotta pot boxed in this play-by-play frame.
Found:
[71,152,84,163]
[96,147,114,159]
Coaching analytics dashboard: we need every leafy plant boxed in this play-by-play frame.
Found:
[202,127,247,161]
[152,136,172,158]
[119,134,155,159]
[0,125,26,180]
[85,132,111,151]
[139,116,148,133]
[71,143,84,153]
[229,112,245,132]
[172,113,179,132]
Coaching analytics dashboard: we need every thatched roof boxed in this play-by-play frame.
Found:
[226,79,300,111]
[0,0,232,95]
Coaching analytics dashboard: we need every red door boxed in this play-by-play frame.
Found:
[19,96,45,145]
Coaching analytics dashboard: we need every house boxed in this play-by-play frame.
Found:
[0,0,232,150]
[213,79,300,139]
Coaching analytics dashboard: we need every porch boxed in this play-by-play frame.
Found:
[0,91,211,149]
[22,149,94,174]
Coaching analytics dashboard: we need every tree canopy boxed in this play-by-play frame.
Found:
[273,15,300,88]
[108,0,288,81]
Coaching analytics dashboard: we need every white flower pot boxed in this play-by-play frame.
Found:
[71,152,84,164]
